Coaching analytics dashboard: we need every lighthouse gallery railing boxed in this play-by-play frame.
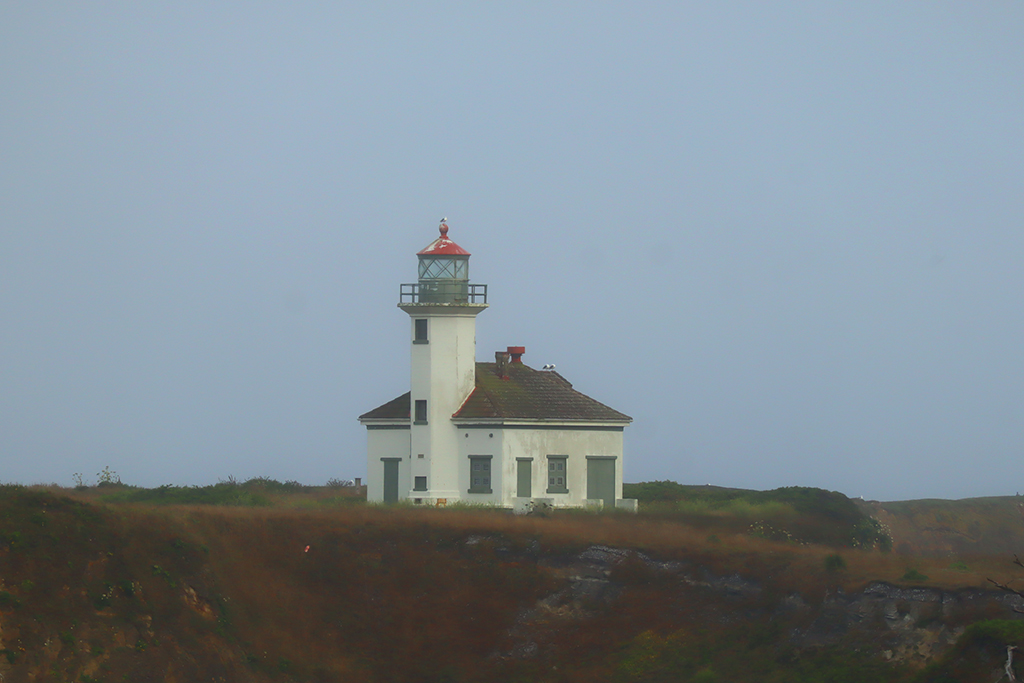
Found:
[400,283,488,304]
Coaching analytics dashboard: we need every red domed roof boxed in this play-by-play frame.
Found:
[418,223,471,256]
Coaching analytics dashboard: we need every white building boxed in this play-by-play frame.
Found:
[359,222,633,510]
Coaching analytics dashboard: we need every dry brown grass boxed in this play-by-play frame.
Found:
[5,483,1023,682]
[145,502,1009,586]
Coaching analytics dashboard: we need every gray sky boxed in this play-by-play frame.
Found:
[2,3,1022,501]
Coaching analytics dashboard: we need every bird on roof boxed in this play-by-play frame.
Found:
[543,364,556,370]
[440,217,448,224]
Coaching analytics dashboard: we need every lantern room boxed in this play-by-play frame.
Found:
[400,222,487,304]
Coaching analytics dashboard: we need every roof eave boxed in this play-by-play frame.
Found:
[450,417,632,427]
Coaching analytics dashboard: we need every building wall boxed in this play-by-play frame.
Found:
[407,307,482,500]
[458,426,624,507]
[365,427,411,502]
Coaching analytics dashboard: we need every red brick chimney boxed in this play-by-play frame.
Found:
[507,346,525,363]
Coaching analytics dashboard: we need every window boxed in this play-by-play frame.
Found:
[414,476,427,491]
[547,456,568,494]
[414,318,428,343]
[414,400,427,424]
[418,257,468,280]
[468,455,492,493]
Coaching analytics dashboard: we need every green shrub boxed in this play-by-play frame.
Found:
[962,619,1024,646]
[623,480,691,503]
[151,564,176,587]
[100,481,274,506]
[901,568,928,582]
[624,481,888,547]
[824,553,847,573]
[614,629,690,681]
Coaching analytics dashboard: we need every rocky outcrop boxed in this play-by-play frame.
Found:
[503,544,1024,668]
[794,582,1024,664]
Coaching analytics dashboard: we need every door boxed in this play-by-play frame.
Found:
[382,459,400,503]
[516,459,532,498]
[586,458,615,509]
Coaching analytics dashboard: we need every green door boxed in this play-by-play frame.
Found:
[382,459,400,503]
[517,459,532,498]
[586,458,615,509]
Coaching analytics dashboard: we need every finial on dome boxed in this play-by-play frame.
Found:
[417,219,469,256]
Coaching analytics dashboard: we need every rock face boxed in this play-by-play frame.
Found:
[503,544,1024,670]
[791,582,1018,665]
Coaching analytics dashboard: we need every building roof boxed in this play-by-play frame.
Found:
[358,391,410,421]
[418,224,470,257]
[455,362,631,422]
[358,363,631,424]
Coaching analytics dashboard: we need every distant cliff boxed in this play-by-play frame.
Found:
[858,496,1024,556]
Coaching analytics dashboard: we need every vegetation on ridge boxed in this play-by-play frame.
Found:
[625,481,892,549]
[0,480,1023,681]
[69,474,365,508]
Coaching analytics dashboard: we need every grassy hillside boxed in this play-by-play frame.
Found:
[624,482,891,549]
[1,481,1023,682]
[860,496,1024,556]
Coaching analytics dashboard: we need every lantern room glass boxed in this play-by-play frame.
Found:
[418,257,469,280]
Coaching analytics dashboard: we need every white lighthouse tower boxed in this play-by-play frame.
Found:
[396,221,487,503]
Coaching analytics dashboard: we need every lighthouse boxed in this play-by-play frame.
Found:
[360,220,633,509]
